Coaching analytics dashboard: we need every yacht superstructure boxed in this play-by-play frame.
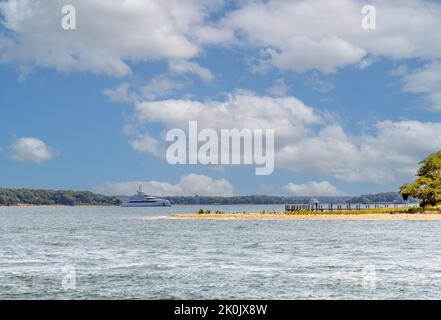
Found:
[121,185,171,207]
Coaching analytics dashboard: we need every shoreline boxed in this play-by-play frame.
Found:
[0,204,117,208]
[169,212,441,221]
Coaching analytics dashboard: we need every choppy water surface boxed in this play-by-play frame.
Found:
[1,205,441,299]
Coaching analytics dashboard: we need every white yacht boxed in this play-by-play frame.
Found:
[121,185,171,207]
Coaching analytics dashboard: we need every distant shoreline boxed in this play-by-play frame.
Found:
[169,212,441,221]
[0,188,121,207]
[0,204,116,208]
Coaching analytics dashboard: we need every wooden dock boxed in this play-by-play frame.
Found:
[285,203,418,212]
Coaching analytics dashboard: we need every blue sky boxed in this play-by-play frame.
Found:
[1,0,441,196]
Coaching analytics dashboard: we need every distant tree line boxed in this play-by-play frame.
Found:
[163,195,297,205]
[0,188,121,206]
[347,192,417,204]
[162,192,413,205]
[1,188,415,207]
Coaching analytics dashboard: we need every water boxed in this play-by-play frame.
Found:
[1,205,441,299]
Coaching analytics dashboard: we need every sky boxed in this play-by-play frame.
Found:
[1,0,441,197]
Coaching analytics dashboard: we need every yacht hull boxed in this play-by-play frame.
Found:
[120,199,171,207]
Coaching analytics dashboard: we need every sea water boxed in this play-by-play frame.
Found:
[1,205,441,299]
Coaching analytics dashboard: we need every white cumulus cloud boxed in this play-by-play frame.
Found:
[225,0,441,73]
[3,0,441,109]
[92,174,234,196]
[135,91,321,142]
[401,62,441,110]
[0,0,225,77]
[130,91,441,184]
[169,60,215,83]
[102,83,133,103]
[266,78,289,97]
[129,132,160,156]
[10,137,53,164]
[103,76,184,103]
[283,181,346,197]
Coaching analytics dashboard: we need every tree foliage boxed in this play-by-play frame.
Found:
[0,188,121,206]
[400,151,441,207]
[346,192,414,204]
[163,193,410,205]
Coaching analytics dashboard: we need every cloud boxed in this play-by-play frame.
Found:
[139,75,183,101]
[269,36,366,74]
[283,181,346,196]
[0,0,223,77]
[276,120,441,183]
[225,0,441,73]
[102,83,132,103]
[130,91,441,184]
[92,174,234,196]
[131,90,321,170]
[17,64,32,83]
[4,0,441,113]
[304,72,335,93]
[2,0,441,81]
[401,62,441,110]
[103,75,183,103]
[10,137,53,164]
[129,132,160,156]
[135,91,321,141]
[266,78,289,97]
[169,60,215,83]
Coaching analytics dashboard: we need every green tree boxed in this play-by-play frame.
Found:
[0,188,121,206]
[400,151,441,208]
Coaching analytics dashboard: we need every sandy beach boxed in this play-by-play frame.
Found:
[169,212,441,221]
